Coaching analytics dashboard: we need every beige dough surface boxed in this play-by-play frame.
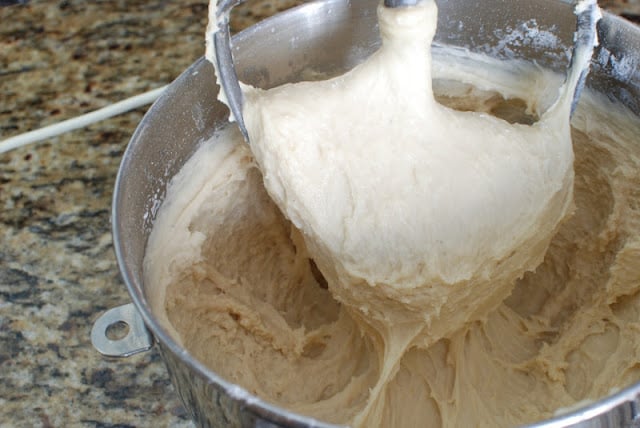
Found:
[144,90,640,427]
[242,2,578,340]
[238,5,586,418]
[143,1,640,426]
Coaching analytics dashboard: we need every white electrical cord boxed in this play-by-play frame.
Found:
[0,85,168,155]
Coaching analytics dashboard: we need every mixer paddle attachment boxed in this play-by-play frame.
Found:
[211,0,249,140]
[569,0,600,116]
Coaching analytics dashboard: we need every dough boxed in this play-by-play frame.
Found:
[242,1,583,423]
[144,0,640,426]
[145,90,640,426]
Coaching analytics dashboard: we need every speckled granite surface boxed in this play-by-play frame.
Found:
[0,0,638,427]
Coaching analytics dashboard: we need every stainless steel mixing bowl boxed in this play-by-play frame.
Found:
[92,0,640,426]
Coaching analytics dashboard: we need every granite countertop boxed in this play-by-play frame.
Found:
[1,0,639,427]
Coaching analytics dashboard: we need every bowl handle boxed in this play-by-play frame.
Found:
[91,303,153,357]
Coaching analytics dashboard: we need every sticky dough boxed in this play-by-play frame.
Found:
[144,0,640,426]
[244,0,579,329]
[146,93,640,426]
[241,2,579,422]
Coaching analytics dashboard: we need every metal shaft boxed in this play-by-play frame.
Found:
[384,0,421,7]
